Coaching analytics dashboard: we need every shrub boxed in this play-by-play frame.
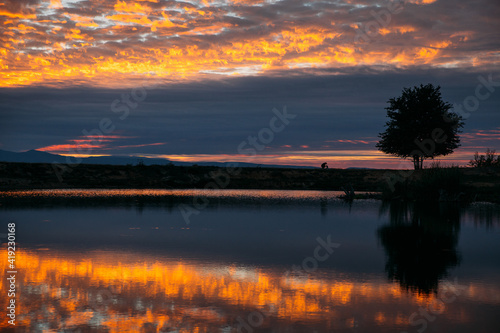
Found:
[382,166,463,202]
[469,149,500,168]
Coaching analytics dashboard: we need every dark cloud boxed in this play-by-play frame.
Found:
[1,68,499,164]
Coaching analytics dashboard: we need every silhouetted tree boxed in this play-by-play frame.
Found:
[469,148,500,168]
[377,84,463,169]
[377,202,461,295]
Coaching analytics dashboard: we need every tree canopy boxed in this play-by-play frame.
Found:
[377,84,464,169]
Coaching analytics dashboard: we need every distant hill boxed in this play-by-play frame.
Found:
[0,149,314,169]
[346,167,376,170]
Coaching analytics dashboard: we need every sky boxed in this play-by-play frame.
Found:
[0,0,499,168]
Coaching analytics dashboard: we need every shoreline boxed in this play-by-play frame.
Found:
[1,162,499,203]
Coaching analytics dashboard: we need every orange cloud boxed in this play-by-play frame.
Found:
[8,23,36,34]
[114,142,167,149]
[0,10,36,19]
[328,139,377,145]
[36,135,149,154]
[151,12,181,31]
[49,0,63,9]
[106,14,153,25]
[65,28,87,40]
[114,0,152,14]
[409,0,438,3]
[380,25,416,35]
[0,0,497,87]
[38,143,104,153]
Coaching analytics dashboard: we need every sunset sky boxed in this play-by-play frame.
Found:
[1,0,499,168]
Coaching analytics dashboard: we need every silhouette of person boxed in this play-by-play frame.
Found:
[321,162,328,169]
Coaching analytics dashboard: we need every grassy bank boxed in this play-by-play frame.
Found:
[0,162,499,203]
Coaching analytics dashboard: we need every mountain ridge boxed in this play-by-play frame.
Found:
[0,149,315,169]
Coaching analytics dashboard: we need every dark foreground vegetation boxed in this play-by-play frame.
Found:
[1,161,499,203]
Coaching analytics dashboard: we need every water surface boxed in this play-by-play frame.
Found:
[1,189,499,332]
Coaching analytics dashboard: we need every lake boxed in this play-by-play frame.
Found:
[1,189,500,332]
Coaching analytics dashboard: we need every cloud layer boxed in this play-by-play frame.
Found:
[1,69,499,168]
[1,0,499,87]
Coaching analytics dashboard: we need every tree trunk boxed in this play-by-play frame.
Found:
[413,155,422,170]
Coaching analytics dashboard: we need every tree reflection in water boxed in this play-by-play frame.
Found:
[377,202,462,295]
